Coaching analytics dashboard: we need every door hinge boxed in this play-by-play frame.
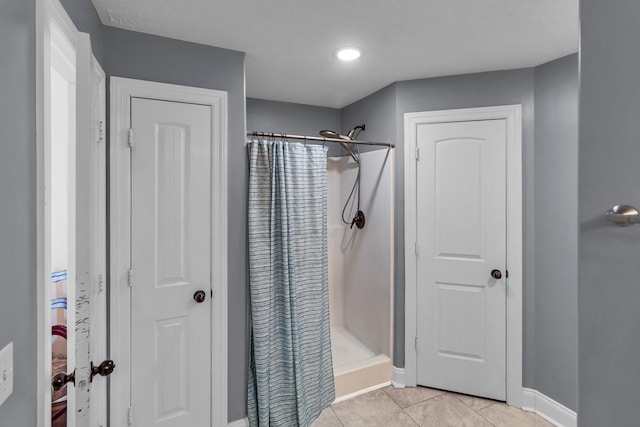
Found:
[97,273,105,293]
[415,337,418,350]
[127,406,133,426]
[128,128,134,148]
[98,120,105,143]
[414,242,420,257]
[506,270,509,278]
[127,269,133,288]
[415,147,420,161]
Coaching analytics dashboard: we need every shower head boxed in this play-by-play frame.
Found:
[319,129,351,140]
[319,125,365,163]
[319,124,365,141]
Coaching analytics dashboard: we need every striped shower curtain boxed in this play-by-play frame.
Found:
[247,140,335,427]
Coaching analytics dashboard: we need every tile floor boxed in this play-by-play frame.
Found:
[312,386,553,427]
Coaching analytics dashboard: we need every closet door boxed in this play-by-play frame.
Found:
[415,119,507,400]
[129,97,212,426]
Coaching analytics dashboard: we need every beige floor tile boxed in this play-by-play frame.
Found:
[449,392,498,411]
[331,389,418,427]
[383,385,445,408]
[478,402,554,427]
[404,393,493,427]
[311,407,343,427]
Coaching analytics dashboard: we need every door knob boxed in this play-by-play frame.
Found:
[90,360,115,382]
[52,371,75,391]
[491,269,502,279]
[193,290,206,303]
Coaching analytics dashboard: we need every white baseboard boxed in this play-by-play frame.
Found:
[228,417,249,427]
[333,381,391,404]
[392,366,406,388]
[521,388,577,427]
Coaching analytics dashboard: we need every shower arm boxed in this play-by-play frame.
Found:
[339,142,359,163]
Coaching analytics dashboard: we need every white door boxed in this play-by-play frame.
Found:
[415,119,507,400]
[73,34,109,427]
[130,98,212,426]
[46,9,108,424]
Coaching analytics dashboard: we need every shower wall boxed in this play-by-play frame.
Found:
[328,149,394,360]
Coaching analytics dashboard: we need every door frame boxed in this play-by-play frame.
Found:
[36,0,79,425]
[403,105,523,408]
[109,77,229,426]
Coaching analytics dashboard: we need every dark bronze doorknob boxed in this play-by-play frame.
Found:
[90,360,115,382]
[193,290,206,303]
[51,371,75,391]
[491,269,502,279]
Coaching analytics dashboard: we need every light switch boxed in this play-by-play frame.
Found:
[0,342,13,406]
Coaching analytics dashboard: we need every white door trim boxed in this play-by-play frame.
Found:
[404,105,523,408]
[109,77,229,426]
[36,1,79,425]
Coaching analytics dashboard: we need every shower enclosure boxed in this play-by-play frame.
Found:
[327,148,394,398]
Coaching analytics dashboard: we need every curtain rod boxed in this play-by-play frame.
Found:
[247,131,395,149]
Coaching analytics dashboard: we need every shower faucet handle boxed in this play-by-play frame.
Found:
[350,210,366,229]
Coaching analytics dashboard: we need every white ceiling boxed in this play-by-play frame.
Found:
[91,0,579,109]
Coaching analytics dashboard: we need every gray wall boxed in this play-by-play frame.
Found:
[247,98,341,137]
[341,83,399,155]
[104,27,249,422]
[533,54,579,411]
[247,98,342,156]
[0,2,103,424]
[342,70,536,386]
[579,0,640,424]
[0,0,37,425]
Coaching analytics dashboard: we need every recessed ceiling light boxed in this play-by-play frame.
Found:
[335,47,362,61]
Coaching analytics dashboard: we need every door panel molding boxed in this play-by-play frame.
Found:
[404,105,523,407]
[110,77,228,426]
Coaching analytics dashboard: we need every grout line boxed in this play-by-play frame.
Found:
[476,409,497,427]
[449,392,475,410]
[457,397,498,427]
[382,388,421,425]
[448,392,499,412]
[400,390,447,411]
[381,386,405,410]
[328,407,344,427]
[402,407,421,426]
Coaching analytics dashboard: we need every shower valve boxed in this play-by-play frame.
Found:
[351,211,366,229]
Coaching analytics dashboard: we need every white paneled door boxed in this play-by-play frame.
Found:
[130,98,212,426]
[415,119,507,400]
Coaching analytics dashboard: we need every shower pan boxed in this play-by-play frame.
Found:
[327,147,394,399]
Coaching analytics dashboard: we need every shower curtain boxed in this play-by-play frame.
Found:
[247,140,335,427]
